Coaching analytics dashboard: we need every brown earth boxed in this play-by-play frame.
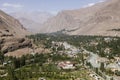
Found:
[0,10,50,57]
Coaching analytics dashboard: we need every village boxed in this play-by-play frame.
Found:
[0,35,120,80]
[50,41,120,80]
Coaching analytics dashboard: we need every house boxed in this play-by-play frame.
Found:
[58,61,75,69]
[3,62,7,66]
[107,63,120,72]
[104,37,112,42]
[97,57,109,64]
[114,57,120,62]
[104,48,111,54]
[96,57,109,68]
[117,61,120,66]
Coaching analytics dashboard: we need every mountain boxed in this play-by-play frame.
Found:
[0,10,29,37]
[0,10,33,57]
[10,12,53,33]
[40,0,120,36]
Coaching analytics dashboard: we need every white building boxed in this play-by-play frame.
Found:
[58,61,75,69]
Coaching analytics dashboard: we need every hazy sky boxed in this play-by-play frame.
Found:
[0,0,104,14]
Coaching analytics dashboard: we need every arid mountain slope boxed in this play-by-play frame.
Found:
[0,10,29,37]
[0,10,51,57]
[0,10,32,56]
[40,0,120,36]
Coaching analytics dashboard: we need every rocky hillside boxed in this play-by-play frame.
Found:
[0,10,33,56]
[0,10,30,37]
[40,0,120,36]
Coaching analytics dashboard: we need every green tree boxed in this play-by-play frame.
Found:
[7,67,17,80]
[100,63,105,72]
[0,51,4,64]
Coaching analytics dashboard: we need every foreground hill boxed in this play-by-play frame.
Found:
[0,9,33,56]
[0,10,30,37]
[0,10,50,57]
[40,0,120,36]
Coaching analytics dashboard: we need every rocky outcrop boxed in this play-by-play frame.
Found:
[1,38,32,53]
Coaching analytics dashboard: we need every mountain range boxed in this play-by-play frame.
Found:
[10,12,53,33]
[39,0,120,36]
